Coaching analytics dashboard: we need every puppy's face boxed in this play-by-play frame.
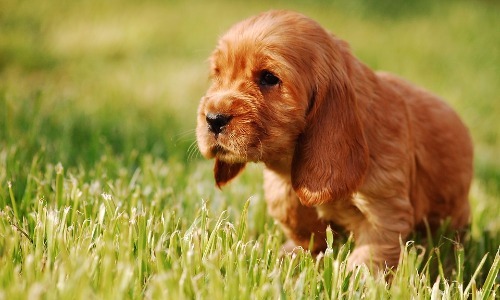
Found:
[196,11,324,166]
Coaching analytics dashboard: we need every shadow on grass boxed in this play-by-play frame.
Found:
[406,222,499,286]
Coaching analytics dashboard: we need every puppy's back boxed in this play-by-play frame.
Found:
[377,71,473,229]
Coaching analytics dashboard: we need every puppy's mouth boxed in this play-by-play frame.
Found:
[211,144,229,156]
[206,138,255,164]
[197,112,262,163]
[208,143,246,163]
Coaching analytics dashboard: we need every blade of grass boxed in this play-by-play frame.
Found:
[55,163,64,207]
[7,181,19,220]
[237,198,250,241]
[480,250,499,300]
[464,253,489,297]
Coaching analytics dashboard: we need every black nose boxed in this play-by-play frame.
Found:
[206,113,232,135]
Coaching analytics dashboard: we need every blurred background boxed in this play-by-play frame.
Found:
[1,0,499,195]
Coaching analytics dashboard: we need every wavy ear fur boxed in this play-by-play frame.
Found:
[291,40,369,207]
[214,159,246,188]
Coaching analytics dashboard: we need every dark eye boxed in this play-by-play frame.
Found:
[259,71,280,86]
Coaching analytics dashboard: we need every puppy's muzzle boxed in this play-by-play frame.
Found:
[206,113,232,135]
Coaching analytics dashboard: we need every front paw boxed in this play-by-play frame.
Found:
[347,245,373,269]
[347,244,400,271]
[281,239,300,254]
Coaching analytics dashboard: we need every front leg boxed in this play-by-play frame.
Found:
[348,194,415,269]
[264,169,328,253]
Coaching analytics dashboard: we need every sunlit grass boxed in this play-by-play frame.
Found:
[0,150,498,298]
[0,0,499,298]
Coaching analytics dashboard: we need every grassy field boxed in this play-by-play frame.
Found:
[1,0,499,298]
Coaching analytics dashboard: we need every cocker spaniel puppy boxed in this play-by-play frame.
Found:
[196,10,473,268]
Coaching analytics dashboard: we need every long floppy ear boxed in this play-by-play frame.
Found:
[291,45,369,207]
[214,158,246,188]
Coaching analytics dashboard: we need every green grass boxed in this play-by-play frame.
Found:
[1,0,499,298]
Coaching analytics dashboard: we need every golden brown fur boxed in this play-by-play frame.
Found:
[196,10,473,268]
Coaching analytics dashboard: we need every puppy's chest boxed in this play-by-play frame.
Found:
[263,171,363,230]
[263,173,299,222]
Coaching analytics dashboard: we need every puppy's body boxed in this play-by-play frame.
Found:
[196,10,473,268]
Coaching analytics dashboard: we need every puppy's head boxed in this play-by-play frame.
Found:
[197,10,368,200]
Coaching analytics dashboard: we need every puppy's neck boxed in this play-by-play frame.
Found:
[264,156,293,177]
